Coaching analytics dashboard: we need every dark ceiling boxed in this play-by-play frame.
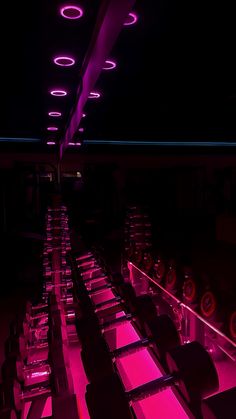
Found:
[1,0,236,152]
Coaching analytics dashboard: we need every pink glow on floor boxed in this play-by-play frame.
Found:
[116,348,162,390]
[132,390,189,419]
[214,358,236,393]
[91,288,115,305]
[104,322,140,351]
[22,397,51,419]
[41,397,52,417]
[116,348,189,419]
[67,342,90,419]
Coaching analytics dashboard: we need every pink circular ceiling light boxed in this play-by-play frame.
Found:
[48,111,62,117]
[124,12,138,26]
[47,127,58,131]
[54,56,75,67]
[103,60,117,70]
[78,127,84,132]
[60,5,83,20]
[50,89,67,96]
[88,91,100,99]
[82,113,86,117]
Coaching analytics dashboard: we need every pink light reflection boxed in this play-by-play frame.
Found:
[91,289,115,306]
[88,91,100,99]
[54,56,75,67]
[124,12,138,26]
[50,89,67,96]
[68,142,81,146]
[103,59,117,70]
[47,141,56,145]
[78,127,84,132]
[116,346,188,418]
[47,127,58,131]
[60,5,83,20]
[48,111,62,117]
[82,113,86,117]
[67,341,90,419]
[104,322,140,351]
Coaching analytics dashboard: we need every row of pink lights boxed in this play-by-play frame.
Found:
[47,141,81,146]
[47,5,138,140]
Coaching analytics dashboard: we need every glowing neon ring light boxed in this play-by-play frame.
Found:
[60,5,83,20]
[124,12,138,26]
[47,127,58,131]
[48,111,62,117]
[103,60,117,70]
[50,90,67,96]
[54,56,75,67]
[88,91,100,99]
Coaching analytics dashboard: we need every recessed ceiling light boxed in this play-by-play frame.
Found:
[50,89,67,96]
[47,141,56,145]
[82,113,86,117]
[54,56,75,67]
[124,12,138,26]
[88,91,100,99]
[60,5,83,20]
[48,111,62,117]
[78,127,84,132]
[103,60,117,70]
[47,127,58,131]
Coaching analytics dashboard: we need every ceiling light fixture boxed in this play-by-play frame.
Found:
[68,142,81,146]
[124,12,138,26]
[60,5,83,20]
[82,113,86,117]
[54,56,75,67]
[47,127,58,131]
[78,127,84,132]
[103,59,117,70]
[50,89,67,96]
[88,91,100,99]
[47,141,56,145]
[48,111,62,117]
